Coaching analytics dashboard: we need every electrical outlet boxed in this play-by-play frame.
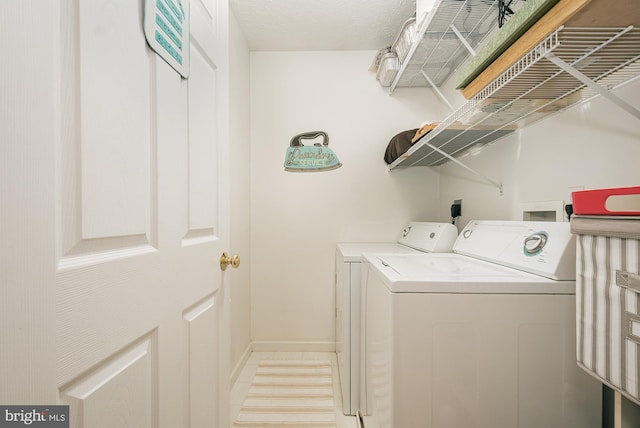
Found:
[451,199,462,218]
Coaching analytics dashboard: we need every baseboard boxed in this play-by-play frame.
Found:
[251,341,336,353]
[230,342,253,386]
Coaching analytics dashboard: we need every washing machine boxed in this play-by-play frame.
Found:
[335,222,458,416]
[361,220,602,428]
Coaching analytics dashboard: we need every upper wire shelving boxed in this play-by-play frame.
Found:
[390,0,523,92]
[389,25,640,171]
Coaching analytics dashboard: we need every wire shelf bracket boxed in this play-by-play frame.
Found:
[450,24,477,56]
[422,140,504,195]
[421,70,456,112]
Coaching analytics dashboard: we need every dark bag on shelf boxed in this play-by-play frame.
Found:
[383,129,419,165]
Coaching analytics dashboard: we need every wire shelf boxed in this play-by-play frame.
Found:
[391,0,520,91]
[390,25,640,168]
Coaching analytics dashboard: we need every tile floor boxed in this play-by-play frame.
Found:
[231,351,358,428]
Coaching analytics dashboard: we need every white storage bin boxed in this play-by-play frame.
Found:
[392,18,416,63]
[572,215,640,405]
[376,52,399,87]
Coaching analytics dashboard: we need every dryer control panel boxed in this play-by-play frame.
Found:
[454,220,576,280]
[398,222,458,253]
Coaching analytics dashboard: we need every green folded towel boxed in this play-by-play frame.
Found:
[455,0,560,89]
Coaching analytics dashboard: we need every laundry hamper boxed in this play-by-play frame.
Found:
[572,214,640,405]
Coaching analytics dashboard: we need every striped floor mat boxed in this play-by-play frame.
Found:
[233,360,337,428]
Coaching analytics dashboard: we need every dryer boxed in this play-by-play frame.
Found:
[335,222,458,416]
[361,220,602,428]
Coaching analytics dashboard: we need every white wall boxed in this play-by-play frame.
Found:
[229,12,252,375]
[438,78,640,228]
[250,51,442,348]
[244,46,640,353]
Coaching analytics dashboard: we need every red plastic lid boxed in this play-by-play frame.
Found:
[572,186,640,216]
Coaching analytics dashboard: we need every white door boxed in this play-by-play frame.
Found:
[0,1,231,427]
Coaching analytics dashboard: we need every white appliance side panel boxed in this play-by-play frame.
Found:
[364,289,602,428]
[335,255,350,414]
[335,258,364,416]
[336,241,422,416]
[349,262,362,416]
[364,266,393,427]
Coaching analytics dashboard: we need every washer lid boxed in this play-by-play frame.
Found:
[364,253,575,294]
[336,222,458,262]
[337,243,419,263]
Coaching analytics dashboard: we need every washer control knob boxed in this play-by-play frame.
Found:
[524,232,548,255]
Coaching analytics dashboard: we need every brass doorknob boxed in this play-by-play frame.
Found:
[220,252,240,270]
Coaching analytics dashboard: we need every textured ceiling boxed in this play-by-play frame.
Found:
[229,0,417,51]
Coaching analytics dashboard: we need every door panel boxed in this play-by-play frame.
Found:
[1,1,230,427]
[58,0,156,264]
[184,295,219,427]
[78,0,152,240]
[198,0,217,23]
[188,45,218,235]
[61,334,157,428]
